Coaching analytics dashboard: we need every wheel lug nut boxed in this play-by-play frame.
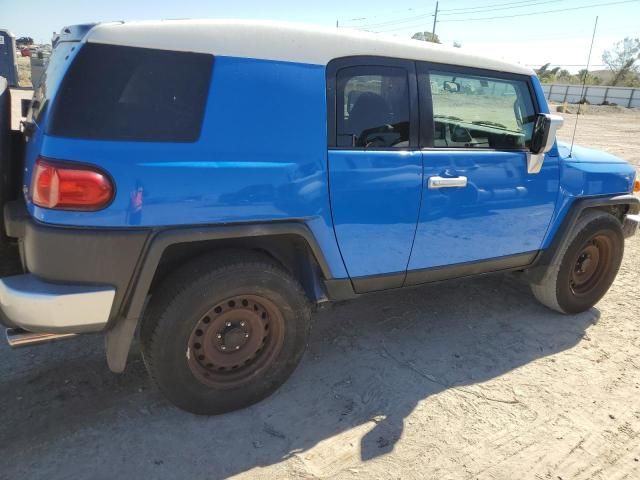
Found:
[225,322,231,327]
[245,333,249,338]
[240,322,245,327]
[216,334,222,339]
[235,345,240,350]
[221,345,226,350]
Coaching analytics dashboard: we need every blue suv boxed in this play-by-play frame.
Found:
[0,20,638,414]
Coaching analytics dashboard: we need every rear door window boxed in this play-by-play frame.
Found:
[48,43,213,142]
[336,66,411,148]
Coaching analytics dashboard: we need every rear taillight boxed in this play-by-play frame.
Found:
[31,157,114,210]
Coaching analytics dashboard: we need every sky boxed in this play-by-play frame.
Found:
[2,0,639,72]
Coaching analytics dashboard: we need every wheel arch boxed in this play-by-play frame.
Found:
[106,221,334,373]
[526,194,638,284]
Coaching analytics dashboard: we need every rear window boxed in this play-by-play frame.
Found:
[48,43,213,142]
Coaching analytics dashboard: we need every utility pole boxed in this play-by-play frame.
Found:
[336,19,339,28]
[432,1,439,36]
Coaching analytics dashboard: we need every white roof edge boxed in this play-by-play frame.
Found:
[85,19,534,76]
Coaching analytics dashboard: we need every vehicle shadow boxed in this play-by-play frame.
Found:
[0,273,598,479]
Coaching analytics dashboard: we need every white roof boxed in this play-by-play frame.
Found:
[86,19,533,76]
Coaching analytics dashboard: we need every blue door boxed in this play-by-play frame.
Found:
[407,65,559,282]
[327,59,422,291]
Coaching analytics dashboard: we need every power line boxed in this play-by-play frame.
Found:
[340,3,436,29]
[526,64,607,66]
[439,0,564,13]
[373,0,636,31]
[343,0,564,29]
[344,0,637,34]
[347,12,434,30]
[439,0,639,22]
[440,0,565,15]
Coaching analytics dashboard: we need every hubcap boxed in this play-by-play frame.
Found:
[187,295,285,388]
[570,234,612,296]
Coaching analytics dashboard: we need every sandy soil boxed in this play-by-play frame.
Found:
[0,109,639,480]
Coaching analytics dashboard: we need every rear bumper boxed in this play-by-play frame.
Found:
[0,274,115,333]
[3,199,150,327]
[623,214,640,238]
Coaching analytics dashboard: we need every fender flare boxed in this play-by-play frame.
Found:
[105,221,334,372]
[526,194,639,284]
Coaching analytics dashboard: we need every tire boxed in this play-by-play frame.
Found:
[140,250,311,415]
[531,210,624,314]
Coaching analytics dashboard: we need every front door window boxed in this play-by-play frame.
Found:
[427,71,535,150]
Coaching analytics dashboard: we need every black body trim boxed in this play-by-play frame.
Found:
[405,251,539,286]
[18,209,151,320]
[526,194,640,283]
[323,278,358,301]
[122,221,334,322]
[352,271,405,293]
[347,251,538,296]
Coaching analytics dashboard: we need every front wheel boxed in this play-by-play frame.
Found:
[531,210,624,314]
[140,251,311,415]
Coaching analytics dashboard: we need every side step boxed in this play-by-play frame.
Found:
[5,328,76,348]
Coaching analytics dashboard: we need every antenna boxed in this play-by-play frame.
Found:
[569,16,598,158]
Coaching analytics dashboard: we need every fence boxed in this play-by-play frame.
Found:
[541,83,640,108]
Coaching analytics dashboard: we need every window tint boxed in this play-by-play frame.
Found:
[48,43,213,142]
[427,71,535,149]
[336,66,410,148]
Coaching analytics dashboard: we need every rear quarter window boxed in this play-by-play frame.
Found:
[48,43,213,142]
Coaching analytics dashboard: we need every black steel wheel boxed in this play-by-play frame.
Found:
[531,210,624,314]
[186,295,285,388]
[141,251,311,415]
[569,234,613,297]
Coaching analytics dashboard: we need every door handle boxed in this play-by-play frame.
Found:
[428,176,468,189]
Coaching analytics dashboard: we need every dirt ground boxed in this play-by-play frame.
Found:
[1,109,639,480]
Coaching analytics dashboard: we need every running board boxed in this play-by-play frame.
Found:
[5,328,77,348]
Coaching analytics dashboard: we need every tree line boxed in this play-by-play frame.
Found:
[536,37,640,87]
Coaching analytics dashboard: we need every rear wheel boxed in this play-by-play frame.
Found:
[531,210,624,314]
[141,251,311,415]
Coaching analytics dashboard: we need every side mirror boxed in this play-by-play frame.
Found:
[443,81,460,93]
[451,125,472,143]
[527,113,564,174]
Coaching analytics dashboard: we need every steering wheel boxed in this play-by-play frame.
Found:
[365,135,388,147]
[359,124,398,148]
